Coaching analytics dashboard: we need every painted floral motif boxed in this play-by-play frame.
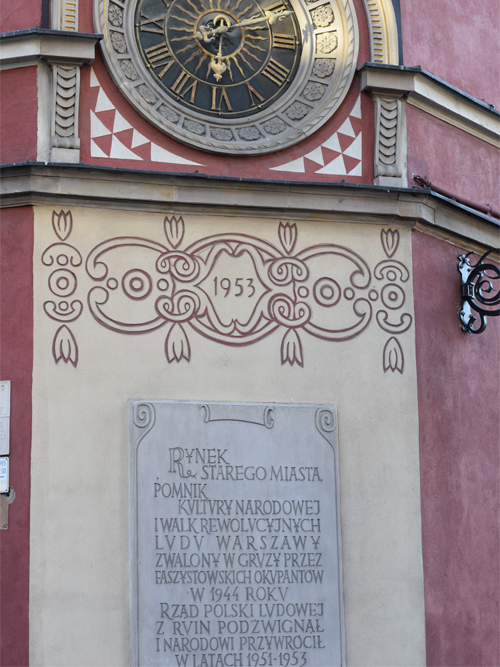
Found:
[138,85,157,105]
[263,118,286,135]
[311,5,334,27]
[158,105,179,123]
[211,128,234,141]
[316,32,338,54]
[238,126,261,141]
[286,102,309,120]
[108,4,123,26]
[110,31,127,53]
[184,120,205,135]
[313,59,335,78]
[303,83,325,101]
[120,60,138,80]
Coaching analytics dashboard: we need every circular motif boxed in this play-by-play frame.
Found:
[107,278,119,290]
[108,4,123,26]
[96,0,358,155]
[313,58,334,77]
[120,59,138,80]
[386,270,397,281]
[56,254,69,266]
[158,105,180,123]
[211,128,234,141]
[238,126,261,141]
[297,285,309,298]
[368,289,378,301]
[303,82,324,101]
[49,269,77,297]
[110,31,127,53]
[311,4,333,27]
[157,279,170,291]
[122,269,153,300]
[263,117,286,134]
[344,287,354,300]
[58,301,69,312]
[286,101,309,119]
[313,277,340,307]
[316,32,337,53]
[381,283,405,310]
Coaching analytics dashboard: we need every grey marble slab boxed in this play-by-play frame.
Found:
[130,401,343,667]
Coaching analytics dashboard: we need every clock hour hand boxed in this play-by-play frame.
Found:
[194,9,293,42]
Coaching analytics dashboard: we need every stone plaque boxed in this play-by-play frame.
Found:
[130,401,343,667]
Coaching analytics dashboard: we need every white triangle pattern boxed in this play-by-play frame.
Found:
[269,95,363,176]
[89,69,204,167]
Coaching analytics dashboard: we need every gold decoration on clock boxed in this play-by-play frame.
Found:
[135,0,301,118]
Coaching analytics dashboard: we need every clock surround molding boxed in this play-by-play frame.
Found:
[94,0,359,154]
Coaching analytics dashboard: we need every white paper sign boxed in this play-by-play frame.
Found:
[0,457,9,494]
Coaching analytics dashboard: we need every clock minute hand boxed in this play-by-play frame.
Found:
[230,9,293,29]
[194,9,292,42]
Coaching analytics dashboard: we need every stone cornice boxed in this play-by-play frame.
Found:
[358,63,500,148]
[1,163,499,253]
[0,29,102,69]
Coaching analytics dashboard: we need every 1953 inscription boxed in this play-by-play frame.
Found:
[130,402,343,667]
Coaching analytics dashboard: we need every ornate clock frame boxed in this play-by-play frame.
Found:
[94,0,358,155]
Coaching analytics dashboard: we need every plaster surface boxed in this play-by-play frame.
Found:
[407,104,500,211]
[0,206,34,667]
[0,67,38,165]
[400,0,500,110]
[412,231,500,667]
[29,205,425,666]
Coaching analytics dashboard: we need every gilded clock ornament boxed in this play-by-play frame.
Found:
[95,0,358,154]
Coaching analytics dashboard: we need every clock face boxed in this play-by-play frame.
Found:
[136,0,302,119]
[96,0,358,154]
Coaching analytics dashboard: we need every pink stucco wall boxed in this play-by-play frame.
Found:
[0,0,41,32]
[0,206,34,667]
[407,105,500,211]
[0,68,38,165]
[412,231,500,666]
[400,0,500,109]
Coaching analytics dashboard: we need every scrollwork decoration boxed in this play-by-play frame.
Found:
[458,249,500,334]
[375,228,412,372]
[133,402,156,446]
[315,408,337,451]
[41,215,415,374]
[43,210,83,367]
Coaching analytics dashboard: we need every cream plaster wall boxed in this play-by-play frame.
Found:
[30,205,425,666]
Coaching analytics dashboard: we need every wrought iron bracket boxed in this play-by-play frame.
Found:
[458,249,500,334]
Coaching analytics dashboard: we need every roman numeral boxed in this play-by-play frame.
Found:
[266,1,287,12]
[211,87,233,112]
[261,58,289,86]
[247,83,265,107]
[144,43,175,77]
[171,72,197,103]
[139,12,166,33]
[272,33,296,49]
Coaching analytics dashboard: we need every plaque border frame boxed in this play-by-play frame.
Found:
[129,400,345,667]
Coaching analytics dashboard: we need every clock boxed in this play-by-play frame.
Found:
[95,0,358,154]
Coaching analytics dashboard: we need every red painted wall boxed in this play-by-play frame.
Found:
[400,0,500,109]
[0,207,33,667]
[0,67,38,165]
[407,105,500,211]
[0,0,41,32]
[412,231,500,667]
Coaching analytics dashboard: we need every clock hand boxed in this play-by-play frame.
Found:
[208,37,227,82]
[194,9,292,42]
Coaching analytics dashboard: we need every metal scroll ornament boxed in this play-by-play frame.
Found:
[458,249,500,334]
